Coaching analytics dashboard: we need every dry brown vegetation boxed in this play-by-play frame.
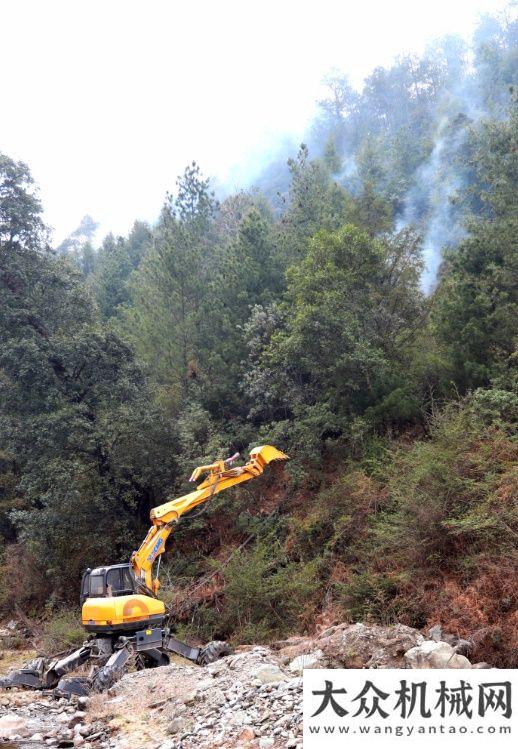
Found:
[165,400,517,666]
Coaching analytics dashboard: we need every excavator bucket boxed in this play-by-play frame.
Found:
[250,445,289,468]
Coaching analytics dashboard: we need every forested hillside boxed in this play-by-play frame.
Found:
[1,8,516,665]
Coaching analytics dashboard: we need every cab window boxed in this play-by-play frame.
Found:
[121,567,134,593]
[106,568,122,594]
[89,574,105,596]
[81,573,89,598]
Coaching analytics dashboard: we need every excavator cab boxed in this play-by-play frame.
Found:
[80,564,137,606]
[80,564,166,633]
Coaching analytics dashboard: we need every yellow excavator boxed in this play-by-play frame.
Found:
[0,446,288,695]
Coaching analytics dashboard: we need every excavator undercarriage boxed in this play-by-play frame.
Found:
[0,626,230,696]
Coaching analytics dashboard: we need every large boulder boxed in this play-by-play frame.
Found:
[404,640,472,669]
[0,714,29,738]
[252,663,286,684]
[288,650,324,674]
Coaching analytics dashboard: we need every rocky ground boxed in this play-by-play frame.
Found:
[0,622,494,749]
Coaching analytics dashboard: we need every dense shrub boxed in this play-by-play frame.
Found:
[179,536,321,644]
[39,609,86,653]
[330,397,517,664]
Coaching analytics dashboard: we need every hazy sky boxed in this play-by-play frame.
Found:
[0,0,511,244]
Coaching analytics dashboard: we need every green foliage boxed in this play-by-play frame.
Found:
[379,405,516,562]
[470,385,518,426]
[0,152,47,249]
[334,572,406,624]
[279,144,337,262]
[40,608,86,652]
[246,224,425,464]
[289,468,386,562]
[433,98,517,389]
[93,221,152,318]
[0,153,178,603]
[207,538,321,643]
[118,163,218,410]
[318,396,517,643]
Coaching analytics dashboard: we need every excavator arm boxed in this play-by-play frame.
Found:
[131,445,288,592]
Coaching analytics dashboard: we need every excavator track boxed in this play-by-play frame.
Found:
[197,640,231,665]
[1,633,232,697]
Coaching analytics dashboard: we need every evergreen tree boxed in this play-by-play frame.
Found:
[0,154,176,603]
[245,225,424,462]
[433,98,518,388]
[89,221,152,319]
[120,164,217,408]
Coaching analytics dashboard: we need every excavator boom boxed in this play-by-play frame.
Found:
[131,445,288,591]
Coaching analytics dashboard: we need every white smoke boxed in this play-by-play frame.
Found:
[396,117,469,292]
